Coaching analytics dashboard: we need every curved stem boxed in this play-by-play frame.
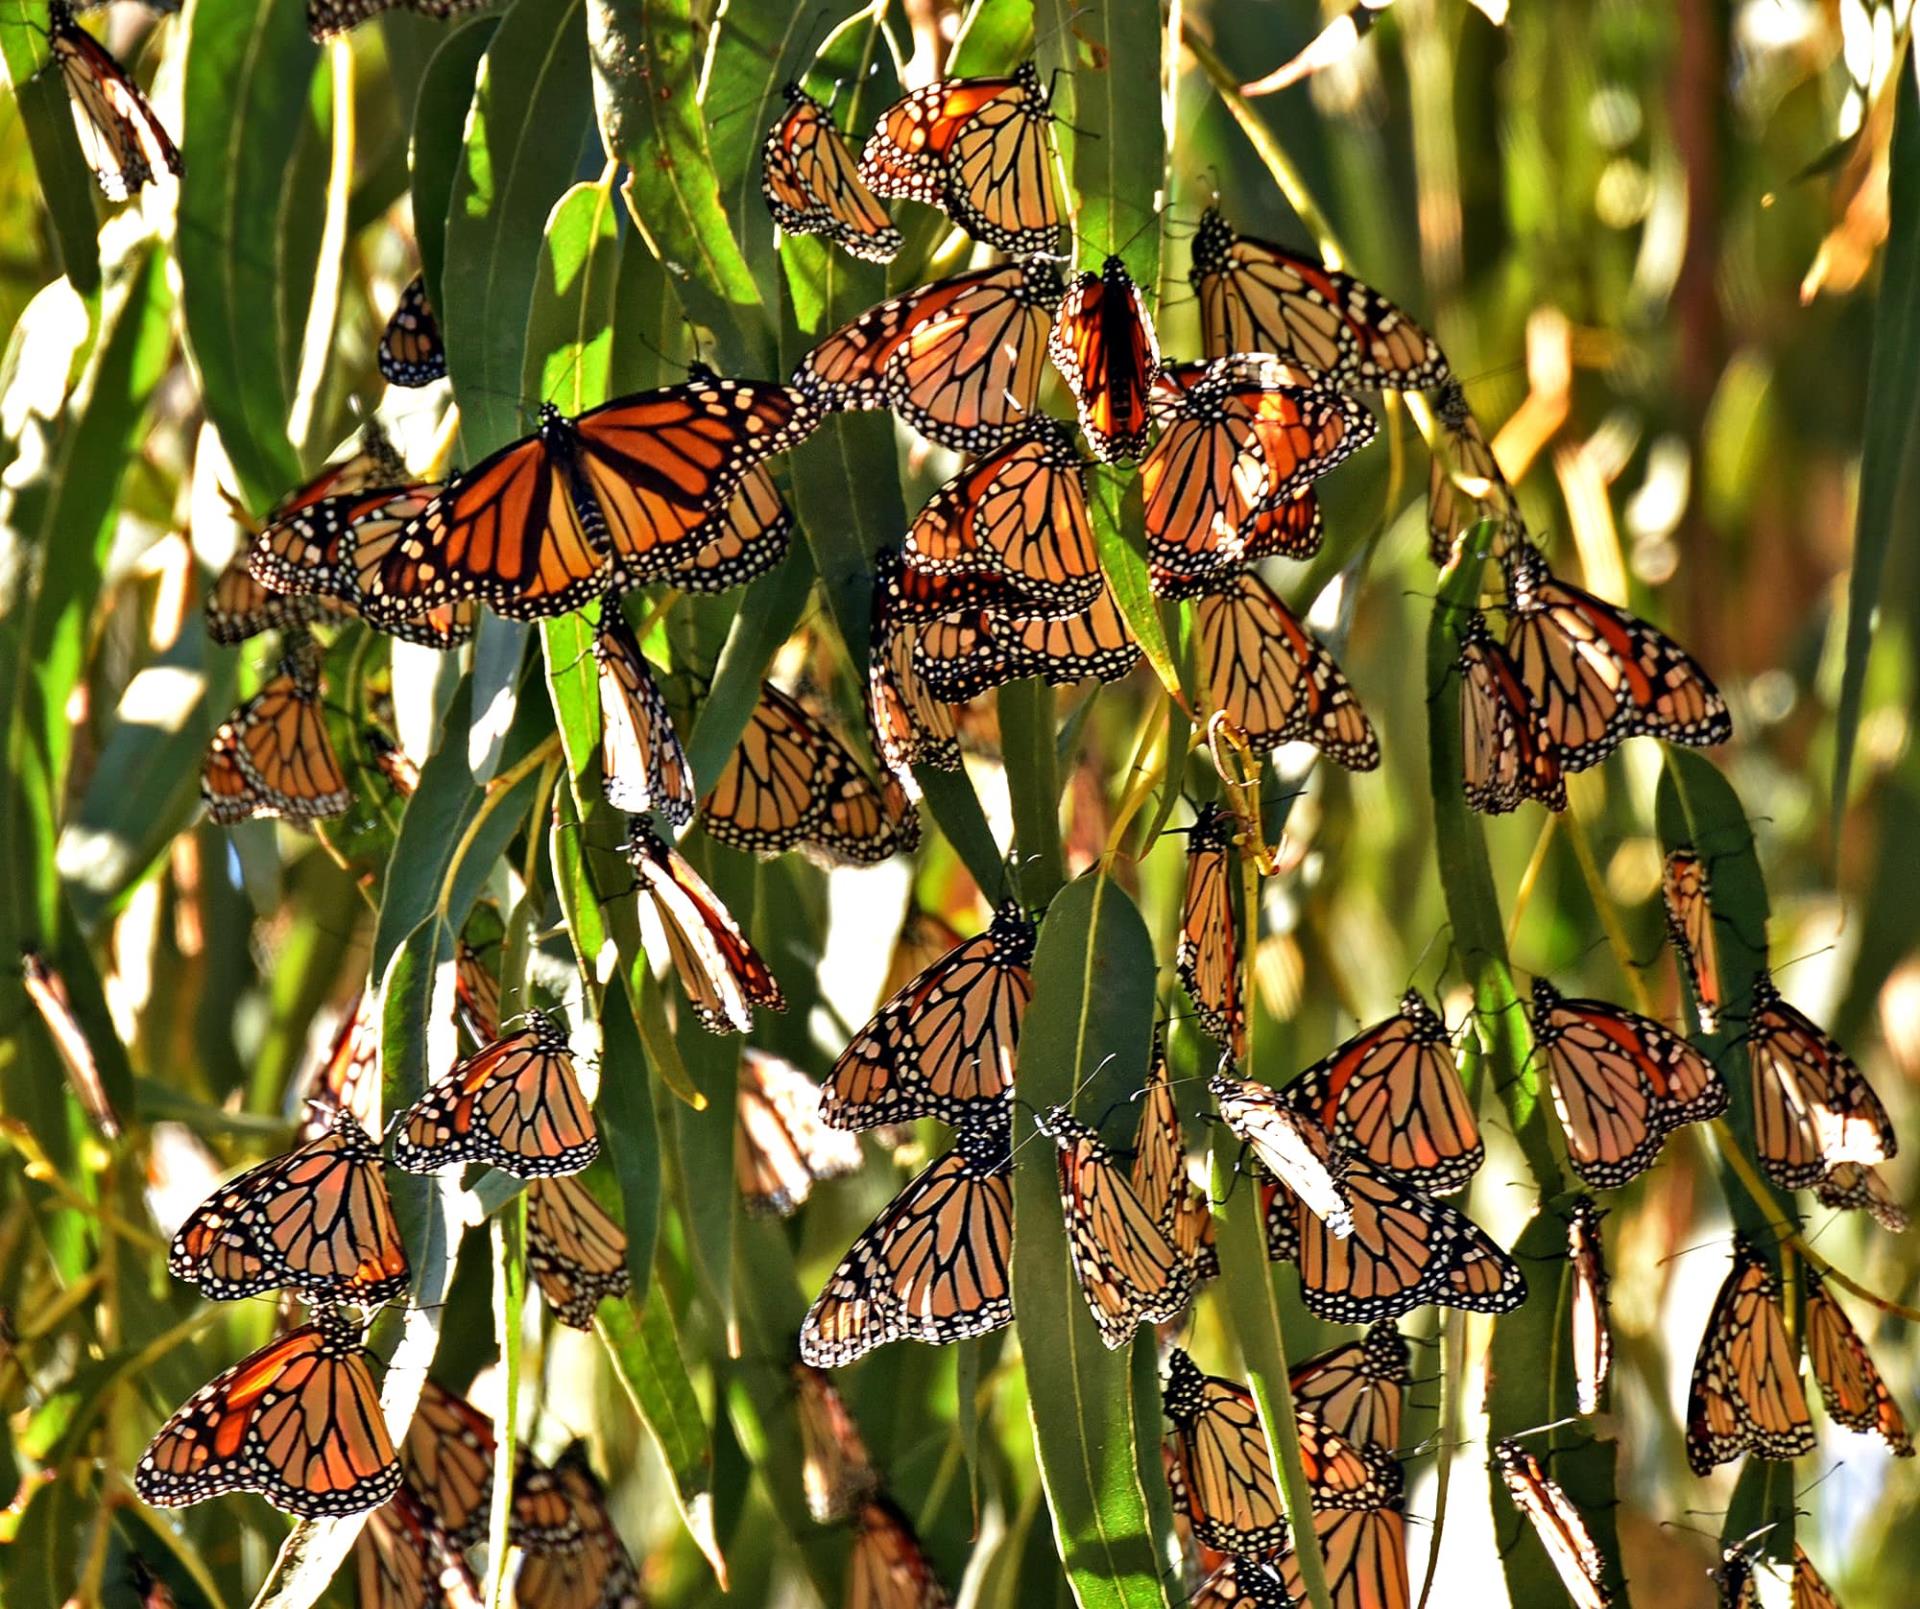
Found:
[434,734,563,920]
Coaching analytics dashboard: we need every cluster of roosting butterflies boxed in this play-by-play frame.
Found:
[43,10,1882,1605]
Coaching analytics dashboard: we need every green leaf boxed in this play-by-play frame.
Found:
[1088,468,1180,702]
[999,680,1065,906]
[0,2,100,296]
[441,0,595,455]
[587,0,769,372]
[598,975,662,1302]
[1424,546,1628,1606]
[484,1195,528,1609]
[1033,0,1164,286]
[177,0,315,507]
[542,611,600,807]
[1422,545,1560,1187]
[1207,1133,1333,1609]
[1009,871,1166,1609]
[1833,64,1920,823]
[524,177,623,411]
[597,1297,727,1587]
[409,18,499,302]
[915,765,1008,898]
[704,0,871,308]
[682,547,814,791]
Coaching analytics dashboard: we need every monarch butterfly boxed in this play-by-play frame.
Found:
[847,1494,954,1609]
[794,260,1064,454]
[305,0,483,36]
[1264,1153,1526,1323]
[867,550,966,784]
[1792,1545,1843,1609]
[1130,1035,1186,1228]
[136,1305,401,1517]
[205,553,341,646]
[911,579,1140,703]
[1661,849,1722,1034]
[1172,1168,1222,1286]
[593,602,695,826]
[353,1485,451,1609]
[1566,1196,1612,1418]
[377,275,447,388]
[1458,610,1566,815]
[1190,207,1449,390]
[791,1363,880,1523]
[1285,989,1484,1197]
[509,1452,584,1551]
[1684,1236,1816,1474]
[168,1107,408,1305]
[1165,1349,1401,1561]
[526,1174,630,1331]
[201,636,353,824]
[1149,492,1326,601]
[857,61,1060,257]
[703,682,920,866]
[391,1010,599,1178]
[1803,1270,1914,1455]
[1426,378,1521,568]
[659,462,796,594]
[1192,1558,1297,1609]
[358,376,819,625]
[1501,542,1732,767]
[455,936,502,1046]
[1278,1490,1412,1609]
[1142,357,1377,592]
[1162,1348,1291,1558]
[365,729,421,798]
[1175,804,1245,1052]
[820,900,1035,1130]
[880,904,970,1006]
[1289,1323,1411,1452]
[1814,1161,1910,1232]
[1211,1063,1354,1238]
[799,1113,1014,1366]
[20,947,120,1141]
[515,1445,644,1609]
[1526,980,1729,1188]
[1195,571,1380,769]
[1717,1548,1761,1609]
[736,1048,863,1218]
[761,83,901,262]
[403,1379,494,1548]
[46,1,181,202]
[297,992,381,1142]
[1050,255,1162,462]
[1491,1440,1614,1609]
[902,417,1101,613]
[1037,1104,1194,1347]
[246,482,478,650]
[1748,968,1896,1189]
[622,819,787,1034]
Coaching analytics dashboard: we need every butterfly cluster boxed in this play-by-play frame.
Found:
[45,6,1893,1606]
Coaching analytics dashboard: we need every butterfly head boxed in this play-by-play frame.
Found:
[1161,1346,1208,1420]
[987,900,1037,963]
[313,1305,367,1349]
[1398,987,1444,1035]
[1188,205,1234,275]
[1361,1321,1412,1380]
[1528,975,1562,1017]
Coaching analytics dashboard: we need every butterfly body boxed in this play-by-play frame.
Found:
[1049,255,1162,462]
